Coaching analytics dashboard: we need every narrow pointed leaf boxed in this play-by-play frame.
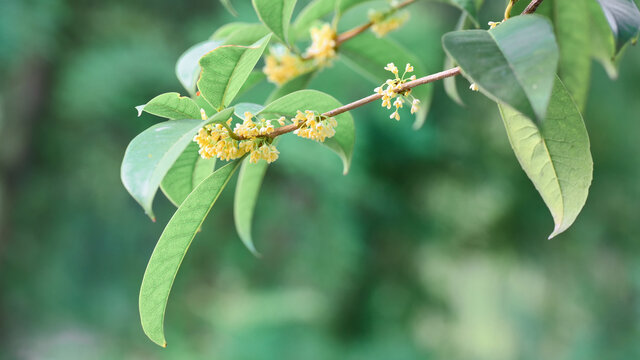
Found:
[588,0,621,79]
[121,108,234,219]
[339,32,433,129]
[498,77,593,239]
[443,15,559,122]
[552,0,591,111]
[260,90,355,174]
[160,142,216,207]
[234,157,269,255]
[176,40,223,95]
[136,92,201,120]
[443,13,473,106]
[596,0,640,52]
[198,34,271,111]
[252,0,297,43]
[140,160,241,347]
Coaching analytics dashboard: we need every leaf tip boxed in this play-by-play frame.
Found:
[136,104,146,117]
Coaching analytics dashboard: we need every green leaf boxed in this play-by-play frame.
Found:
[220,0,238,16]
[136,92,201,120]
[551,0,591,111]
[498,77,592,239]
[291,0,334,41]
[121,108,234,219]
[266,71,316,103]
[260,90,355,174]
[139,160,241,347]
[252,0,297,43]
[160,142,216,207]
[234,103,265,118]
[198,34,271,111]
[224,24,270,46]
[176,40,223,95]
[588,0,621,78]
[596,0,640,52]
[436,0,484,25]
[443,13,473,106]
[339,32,433,129]
[443,15,559,123]
[234,157,269,255]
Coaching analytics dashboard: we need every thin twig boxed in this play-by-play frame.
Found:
[248,0,546,140]
[522,0,544,14]
[261,67,461,139]
[335,0,417,46]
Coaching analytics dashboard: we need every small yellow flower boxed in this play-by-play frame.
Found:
[393,98,403,109]
[469,83,480,91]
[263,47,306,85]
[411,99,420,114]
[488,21,501,29]
[292,110,338,142]
[200,108,208,120]
[369,10,409,38]
[405,63,414,73]
[384,62,399,75]
[305,24,337,65]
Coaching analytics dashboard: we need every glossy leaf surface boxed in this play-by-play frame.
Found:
[443,15,559,122]
[498,77,592,239]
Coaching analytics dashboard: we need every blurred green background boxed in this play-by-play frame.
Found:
[1,0,640,359]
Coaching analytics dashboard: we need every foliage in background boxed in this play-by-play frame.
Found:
[2,0,640,358]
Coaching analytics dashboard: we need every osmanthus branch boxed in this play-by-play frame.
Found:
[259,0,545,140]
[335,0,417,46]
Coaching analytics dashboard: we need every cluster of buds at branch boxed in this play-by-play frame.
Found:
[369,9,409,38]
[194,110,339,164]
[304,24,337,65]
[375,62,420,121]
[194,111,281,164]
[292,110,338,142]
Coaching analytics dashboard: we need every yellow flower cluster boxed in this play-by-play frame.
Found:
[194,111,281,164]
[304,24,337,65]
[374,63,420,121]
[369,10,409,38]
[263,47,307,85]
[292,110,338,142]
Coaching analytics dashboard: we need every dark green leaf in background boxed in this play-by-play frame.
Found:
[260,90,355,174]
[443,15,559,123]
[234,158,269,255]
[498,77,592,239]
[139,160,241,347]
[443,14,473,106]
[266,71,316,103]
[135,92,201,120]
[121,108,234,220]
[596,0,640,52]
[198,35,271,111]
[252,0,297,44]
[551,0,591,111]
